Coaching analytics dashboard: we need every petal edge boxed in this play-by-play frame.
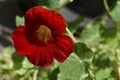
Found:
[12,26,35,56]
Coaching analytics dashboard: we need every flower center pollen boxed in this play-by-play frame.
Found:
[36,25,52,43]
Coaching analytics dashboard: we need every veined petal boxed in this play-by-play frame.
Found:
[25,6,66,35]
[53,35,74,62]
[27,44,53,66]
[12,26,35,56]
[51,12,66,35]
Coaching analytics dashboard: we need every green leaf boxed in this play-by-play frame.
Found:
[38,0,73,10]
[101,27,117,39]
[13,63,22,70]
[12,53,24,63]
[94,51,110,68]
[81,19,106,46]
[12,53,24,70]
[58,54,87,80]
[74,42,94,62]
[108,78,115,80]
[109,1,120,22]
[95,68,112,80]
[48,68,59,80]
[41,71,49,80]
[15,15,25,26]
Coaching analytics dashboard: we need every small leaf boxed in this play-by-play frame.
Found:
[12,53,24,70]
[38,0,73,10]
[95,68,112,80]
[109,1,120,22]
[12,53,24,63]
[81,18,106,45]
[15,16,25,26]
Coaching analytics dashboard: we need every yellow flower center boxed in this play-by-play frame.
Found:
[36,25,52,43]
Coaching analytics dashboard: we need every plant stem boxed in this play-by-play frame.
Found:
[103,0,109,12]
[33,70,39,80]
[116,66,120,80]
[66,27,77,43]
[33,67,43,80]
[116,49,120,80]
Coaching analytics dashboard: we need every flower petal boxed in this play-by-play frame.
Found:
[53,35,74,62]
[12,26,35,56]
[27,44,53,66]
[25,6,66,35]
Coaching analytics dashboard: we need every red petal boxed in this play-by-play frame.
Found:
[12,26,35,56]
[53,35,74,62]
[25,6,66,35]
[27,44,53,66]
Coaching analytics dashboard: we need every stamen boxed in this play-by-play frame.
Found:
[36,25,52,43]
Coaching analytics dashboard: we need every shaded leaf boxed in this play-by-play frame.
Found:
[101,27,117,39]
[13,63,22,70]
[12,53,24,70]
[94,52,110,68]
[12,53,24,63]
[48,68,59,80]
[74,42,94,62]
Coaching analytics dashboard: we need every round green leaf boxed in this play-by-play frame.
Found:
[58,55,86,80]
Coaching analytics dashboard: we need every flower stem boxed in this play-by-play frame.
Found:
[103,0,109,12]
[66,27,77,43]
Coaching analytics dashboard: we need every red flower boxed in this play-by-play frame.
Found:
[12,6,74,67]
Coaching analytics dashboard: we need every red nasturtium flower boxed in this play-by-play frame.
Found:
[12,6,74,67]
